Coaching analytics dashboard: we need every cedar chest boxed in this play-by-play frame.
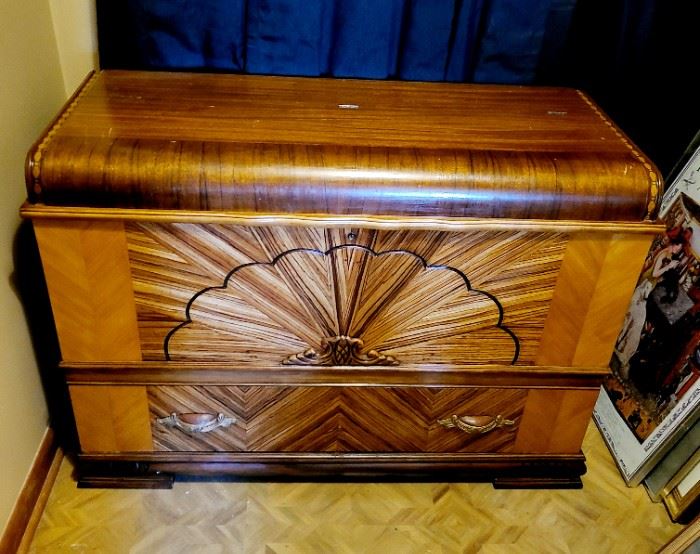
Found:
[22,70,662,488]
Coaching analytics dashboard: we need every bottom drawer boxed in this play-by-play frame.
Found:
[69,384,598,456]
[149,385,526,453]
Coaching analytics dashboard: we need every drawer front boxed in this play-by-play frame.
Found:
[148,386,527,454]
[69,383,598,456]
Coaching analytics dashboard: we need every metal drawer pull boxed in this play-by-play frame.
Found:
[438,414,515,434]
[156,412,236,434]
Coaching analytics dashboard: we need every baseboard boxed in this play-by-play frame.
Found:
[0,428,61,553]
[659,515,700,554]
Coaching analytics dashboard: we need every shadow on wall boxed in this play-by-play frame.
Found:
[11,221,77,452]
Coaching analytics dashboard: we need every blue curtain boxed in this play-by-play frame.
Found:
[98,0,576,84]
[97,0,697,172]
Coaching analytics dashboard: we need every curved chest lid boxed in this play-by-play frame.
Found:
[26,70,661,222]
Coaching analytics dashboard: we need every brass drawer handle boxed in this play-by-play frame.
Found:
[438,414,515,434]
[156,412,236,434]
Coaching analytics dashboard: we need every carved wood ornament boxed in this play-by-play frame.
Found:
[282,335,399,366]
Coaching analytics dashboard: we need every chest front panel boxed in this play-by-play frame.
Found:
[126,222,568,367]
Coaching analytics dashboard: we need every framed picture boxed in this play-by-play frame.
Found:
[663,451,700,523]
[645,421,700,500]
[659,514,700,553]
[594,135,700,486]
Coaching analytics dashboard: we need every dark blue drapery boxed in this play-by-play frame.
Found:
[98,0,576,84]
[97,0,698,173]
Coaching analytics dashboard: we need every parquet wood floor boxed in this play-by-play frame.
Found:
[27,422,680,553]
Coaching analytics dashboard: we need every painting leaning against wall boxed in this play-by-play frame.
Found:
[595,133,700,486]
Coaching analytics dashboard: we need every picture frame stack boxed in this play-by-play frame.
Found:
[644,422,700,522]
[594,130,700,523]
[661,452,700,523]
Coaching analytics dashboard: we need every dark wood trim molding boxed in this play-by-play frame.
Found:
[0,428,61,554]
[75,451,588,489]
[62,362,608,389]
[19,203,664,235]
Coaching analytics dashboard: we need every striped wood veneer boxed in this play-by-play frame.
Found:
[23,70,663,486]
[126,223,568,366]
[148,385,526,453]
[33,219,142,362]
[32,218,654,463]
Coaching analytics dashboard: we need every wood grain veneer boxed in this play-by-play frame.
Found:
[20,205,664,234]
[148,385,525,454]
[127,222,566,366]
[66,381,596,458]
[70,386,152,452]
[33,219,142,362]
[26,70,661,222]
[536,233,654,367]
[513,389,599,453]
[22,70,663,487]
[63,362,609,389]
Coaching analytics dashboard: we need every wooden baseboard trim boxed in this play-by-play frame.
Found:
[659,515,700,554]
[0,428,61,554]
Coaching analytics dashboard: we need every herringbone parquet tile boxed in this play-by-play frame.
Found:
[27,423,680,553]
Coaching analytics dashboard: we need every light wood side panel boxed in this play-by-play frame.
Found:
[512,389,599,453]
[572,233,655,366]
[536,234,608,366]
[33,219,142,362]
[536,232,654,367]
[70,385,152,453]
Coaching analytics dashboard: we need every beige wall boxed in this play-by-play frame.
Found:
[0,0,95,535]
[48,0,98,95]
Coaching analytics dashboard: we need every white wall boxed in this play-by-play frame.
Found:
[0,0,96,535]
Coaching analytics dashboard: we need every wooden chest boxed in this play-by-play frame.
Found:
[22,70,662,488]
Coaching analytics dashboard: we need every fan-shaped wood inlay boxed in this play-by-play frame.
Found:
[163,244,519,365]
[125,223,568,365]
